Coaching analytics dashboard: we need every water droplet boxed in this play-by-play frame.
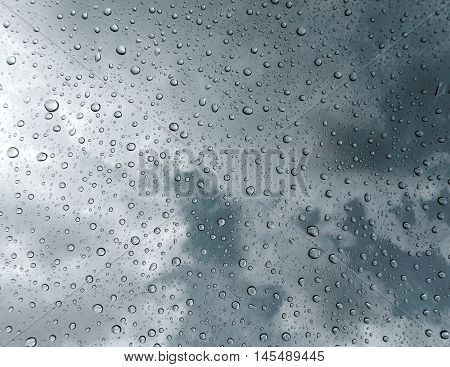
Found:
[130,66,140,75]
[328,254,338,264]
[438,197,447,206]
[247,286,257,296]
[96,247,106,256]
[308,248,321,259]
[116,45,126,55]
[36,152,48,162]
[7,147,19,158]
[169,123,179,131]
[349,72,358,81]
[44,99,59,112]
[246,186,255,196]
[93,304,103,313]
[25,337,36,347]
[243,106,253,115]
[296,27,306,36]
[111,325,122,334]
[306,225,319,237]
[6,56,16,65]
[283,135,292,143]
[390,259,398,268]
[91,103,101,112]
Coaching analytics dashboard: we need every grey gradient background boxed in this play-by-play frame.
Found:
[0,0,449,346]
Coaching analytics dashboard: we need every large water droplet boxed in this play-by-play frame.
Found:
[243,106,253,115]
[307,225,319,237]
[116,45,126,55]
[7,147,19,158]
[308,248,321,259]
[25,337,36,347]
[296,27,306,36]
[36,152,48,162]
[44,99,59,112]
[6,56,16,65]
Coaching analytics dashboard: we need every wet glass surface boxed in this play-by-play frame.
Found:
[0,0,449,347]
